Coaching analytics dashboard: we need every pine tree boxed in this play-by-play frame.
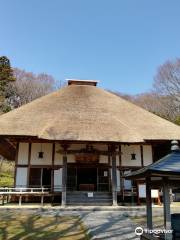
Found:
[0,56,15,112]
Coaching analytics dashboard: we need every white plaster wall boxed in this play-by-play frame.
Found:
[18,143,29,165]
[16,167,27,187]
[121,145,141,166]
[99,155,108,164]
[31,143,52,165]
[143,145,153,166]
[67,154,76,163]
[54,168,62,192]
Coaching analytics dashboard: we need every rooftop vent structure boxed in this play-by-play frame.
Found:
[67,79,98,86]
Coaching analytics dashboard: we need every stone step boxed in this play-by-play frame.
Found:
[66,191,112,206]
[67,192,112,196]
[67,194,112,199]
[66,202,112,206]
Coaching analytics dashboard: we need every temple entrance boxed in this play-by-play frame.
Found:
[42,168,51,188]
[67,166,110,192]
[77,168,97,191]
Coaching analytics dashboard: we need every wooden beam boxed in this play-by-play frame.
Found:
[163,178,172,240]
[67,162,109,168]
[146,177,153,230]
[5,136,146,145]
[29,164,62,168]
[0,139,16,160]
[56,149,122,156]
[118,166,141,169]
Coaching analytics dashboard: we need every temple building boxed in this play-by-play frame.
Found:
[0,79,180,206]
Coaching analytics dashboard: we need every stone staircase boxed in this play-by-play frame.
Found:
[66,191,112,206]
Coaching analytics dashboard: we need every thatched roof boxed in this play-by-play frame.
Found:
[0,81,180,142]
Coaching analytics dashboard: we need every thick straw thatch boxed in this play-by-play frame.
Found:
[0,83,180,142]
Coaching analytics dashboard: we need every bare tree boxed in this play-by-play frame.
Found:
[115,59,180,123]
[111,90,179,123]
[154,59,180,103]
[132,93,179,121]
[5,68,65,109]
[153,58,180,121]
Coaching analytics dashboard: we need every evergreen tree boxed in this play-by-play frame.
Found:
[0,56,15,96]
[0,56,15,112]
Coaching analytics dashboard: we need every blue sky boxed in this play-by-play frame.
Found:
[0,0,180,94]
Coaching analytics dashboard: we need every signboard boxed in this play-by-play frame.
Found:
[75,153,99,163]
[151,189,159,198]
[87,192,93,197]
[138,184,146,198]
[138,184,159,199]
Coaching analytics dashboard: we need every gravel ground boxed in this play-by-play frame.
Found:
[41,209,145,239]
[1,207,180,240]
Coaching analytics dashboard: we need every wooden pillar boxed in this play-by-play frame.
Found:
[97,167,98,192]
[108,146,111,192]
[41,195,44,206]
[19,195,22,206]
[146,177,153,230]
[111,146,118,206]
[140,145,144,167]
[61,149,67,206]
[163,178,172,240]
[51,143,55,192]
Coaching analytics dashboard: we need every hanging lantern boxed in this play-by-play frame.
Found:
[38,151,44,158]
[131,145,136,160]
[131,153,136,160]
[38,143,44,159]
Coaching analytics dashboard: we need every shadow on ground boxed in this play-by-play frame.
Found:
[0,210,89,240]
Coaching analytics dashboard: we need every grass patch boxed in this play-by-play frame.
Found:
[0,160,14,187]
[0,211,90,240]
